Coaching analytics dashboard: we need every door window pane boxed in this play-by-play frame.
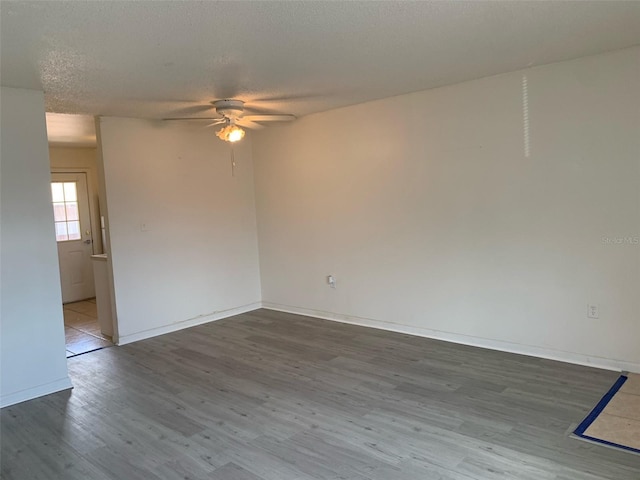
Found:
[67,221,81,240]
[65,202,79,221]
[63,182,77,201]
[55,222,68,241]
[51,181,83,242]
[51,183,64,202]
[53,203,67,222]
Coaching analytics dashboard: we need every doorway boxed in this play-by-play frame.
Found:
[50,171,113,356]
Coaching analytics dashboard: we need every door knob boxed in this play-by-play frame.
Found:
[84,239,92,245]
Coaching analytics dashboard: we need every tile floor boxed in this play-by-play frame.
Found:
[64,298,113,357]
[582,373,640,451]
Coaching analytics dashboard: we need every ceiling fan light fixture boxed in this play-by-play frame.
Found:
[216,124,245,143]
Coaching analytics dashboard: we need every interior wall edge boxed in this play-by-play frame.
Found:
[0,376,73,409]
[261,302,640,374]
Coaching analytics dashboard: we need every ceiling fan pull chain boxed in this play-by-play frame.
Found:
[230,146,236,177]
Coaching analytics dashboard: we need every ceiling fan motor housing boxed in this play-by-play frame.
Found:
[213,99,245,120]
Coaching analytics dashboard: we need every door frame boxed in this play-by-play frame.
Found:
[51,171,96,303]
[51,167,101,255]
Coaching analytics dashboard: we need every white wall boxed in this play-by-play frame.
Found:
[97,117,262,344]
[0,87,71,407]
[253,47,640,372]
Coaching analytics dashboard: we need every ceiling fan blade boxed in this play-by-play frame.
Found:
[243,114,296,123]
[163,117,221,121]
[206,119,227,128]
[236,118,265,130]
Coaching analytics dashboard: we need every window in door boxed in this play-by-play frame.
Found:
[51,182,81,241]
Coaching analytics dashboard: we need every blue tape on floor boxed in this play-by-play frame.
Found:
[573,375,640,454]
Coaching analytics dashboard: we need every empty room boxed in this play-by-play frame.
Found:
[1,2,639,479]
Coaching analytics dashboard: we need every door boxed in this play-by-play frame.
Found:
[51,172,96,303]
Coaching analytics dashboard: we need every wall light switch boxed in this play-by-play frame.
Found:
[327,275,336,289]
[587,304,599,319]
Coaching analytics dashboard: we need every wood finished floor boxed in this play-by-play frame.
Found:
[1,309,638,479]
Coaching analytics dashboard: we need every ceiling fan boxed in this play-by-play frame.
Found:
[164,99,296,143]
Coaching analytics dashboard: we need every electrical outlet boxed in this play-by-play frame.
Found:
[327,275,336,289]
[587,304,599,319]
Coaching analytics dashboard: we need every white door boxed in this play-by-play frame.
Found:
[51,172,96,303]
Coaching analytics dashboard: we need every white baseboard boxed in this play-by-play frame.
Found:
[117,302,262,346]
[261,302,640,374]
[0,376,73,408]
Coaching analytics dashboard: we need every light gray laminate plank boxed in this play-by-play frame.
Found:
[2,309,639,480]
[210,462,267,480]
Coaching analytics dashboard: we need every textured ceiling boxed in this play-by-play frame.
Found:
[2,1,640,128]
